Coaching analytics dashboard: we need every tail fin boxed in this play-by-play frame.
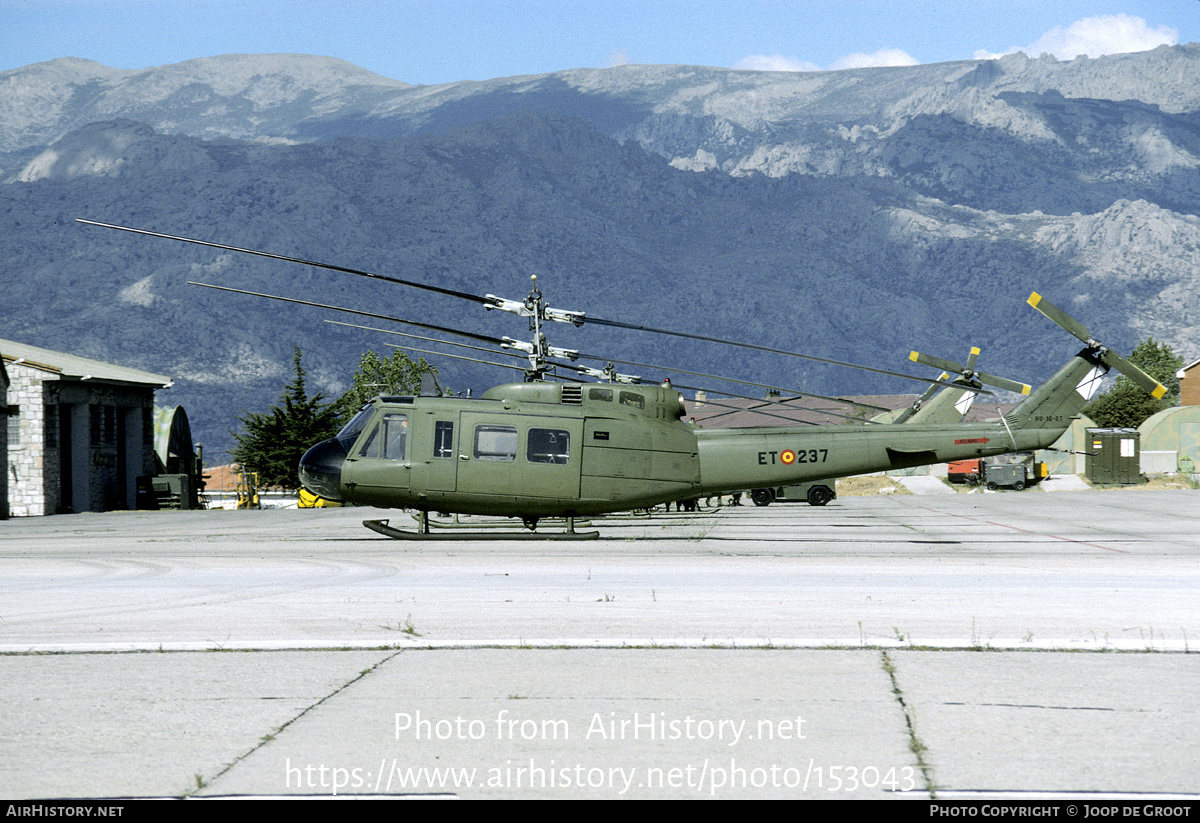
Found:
[1006,349,1107,431]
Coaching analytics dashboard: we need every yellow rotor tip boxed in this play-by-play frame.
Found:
[970,346,981,356]
[909,351,919,362]
[1028,292,1042,307]
[1152,383,1167,400]
[1020,384,1032,395]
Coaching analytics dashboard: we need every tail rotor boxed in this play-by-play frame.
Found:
[1027,292,1167,399]
[908,346,1032,396]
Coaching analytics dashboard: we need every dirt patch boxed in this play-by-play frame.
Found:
[836,475,912,496]
[1134,476,1198,491]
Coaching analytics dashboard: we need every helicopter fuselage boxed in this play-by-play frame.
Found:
[299,350,1104,517]
[301,381,702,517]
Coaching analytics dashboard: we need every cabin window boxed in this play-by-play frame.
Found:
[434,421,454,458]
[619,390,644,409]
[473,424,517,461]
[527,428,570,465]
[588,388,613,402]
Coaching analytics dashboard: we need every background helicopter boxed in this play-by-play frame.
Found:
[79,219,1166,539]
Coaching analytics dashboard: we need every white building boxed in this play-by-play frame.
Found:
[2,339,172,516]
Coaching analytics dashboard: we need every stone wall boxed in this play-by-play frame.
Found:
[6,364,56,517]
[5,364,158,516]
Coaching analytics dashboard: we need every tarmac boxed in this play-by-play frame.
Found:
[1,484,1197,799]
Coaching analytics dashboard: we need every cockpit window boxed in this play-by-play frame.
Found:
[353,413,408,460]
[381,414,407,460]
[336,407,375,449]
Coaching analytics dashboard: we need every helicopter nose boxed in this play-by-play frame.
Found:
[299,438,347,502]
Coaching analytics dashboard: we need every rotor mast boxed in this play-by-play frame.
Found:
[488,275,636,383]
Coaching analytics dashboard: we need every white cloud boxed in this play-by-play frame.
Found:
[829,48,919,70]
[733,54,821,72]
[737,14,1177,75]
[735,47,915,73]
[607,49,632,68]
[974,14,1177,61]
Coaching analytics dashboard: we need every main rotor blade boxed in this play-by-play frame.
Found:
[78,218,1005,393]
[188,282,506,347]
[582,313,958,389]
[79,219,496,307]
[570,350,899,411]
[384,342,563,379]
[679,394,823,427]
[325,319,525,362]
[330,315,903,413]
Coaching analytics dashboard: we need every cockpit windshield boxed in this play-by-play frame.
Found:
[335,406,375,449]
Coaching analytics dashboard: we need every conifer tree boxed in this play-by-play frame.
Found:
[230,347,342,489]
[1083,338,1182,428]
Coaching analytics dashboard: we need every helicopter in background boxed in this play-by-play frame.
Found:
[745,344,1035,507]
[78,219,1166,539]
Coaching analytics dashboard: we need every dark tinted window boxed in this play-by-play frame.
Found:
[527,428,570,465]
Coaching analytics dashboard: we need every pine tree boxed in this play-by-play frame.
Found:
[1083,338,1182,428]
[230,348,342,489]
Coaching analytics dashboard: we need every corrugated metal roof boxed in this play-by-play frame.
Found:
[0,337,172,388]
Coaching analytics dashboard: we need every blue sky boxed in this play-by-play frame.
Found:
[2,0,1197,84]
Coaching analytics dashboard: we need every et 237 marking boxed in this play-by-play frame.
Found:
[758,448,829,465]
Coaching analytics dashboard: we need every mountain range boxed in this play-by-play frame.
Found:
[2,47,1198,458]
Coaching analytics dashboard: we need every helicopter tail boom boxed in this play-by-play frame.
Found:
[692,293,1157,497]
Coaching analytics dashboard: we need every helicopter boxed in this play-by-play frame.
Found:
[78,219,1167,539]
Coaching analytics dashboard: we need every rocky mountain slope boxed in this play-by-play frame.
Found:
[2,49,1198,458]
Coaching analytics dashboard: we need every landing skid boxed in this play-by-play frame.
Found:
[362,516,599,541]
[416,512,594,530]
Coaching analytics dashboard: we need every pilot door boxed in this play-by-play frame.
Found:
[456,413,582,499]
[341,411,411,506]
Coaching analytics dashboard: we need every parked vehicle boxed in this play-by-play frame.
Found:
[749,481,836,507]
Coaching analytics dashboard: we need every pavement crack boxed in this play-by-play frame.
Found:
[186,649,404,797]
[881,650,936,798]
